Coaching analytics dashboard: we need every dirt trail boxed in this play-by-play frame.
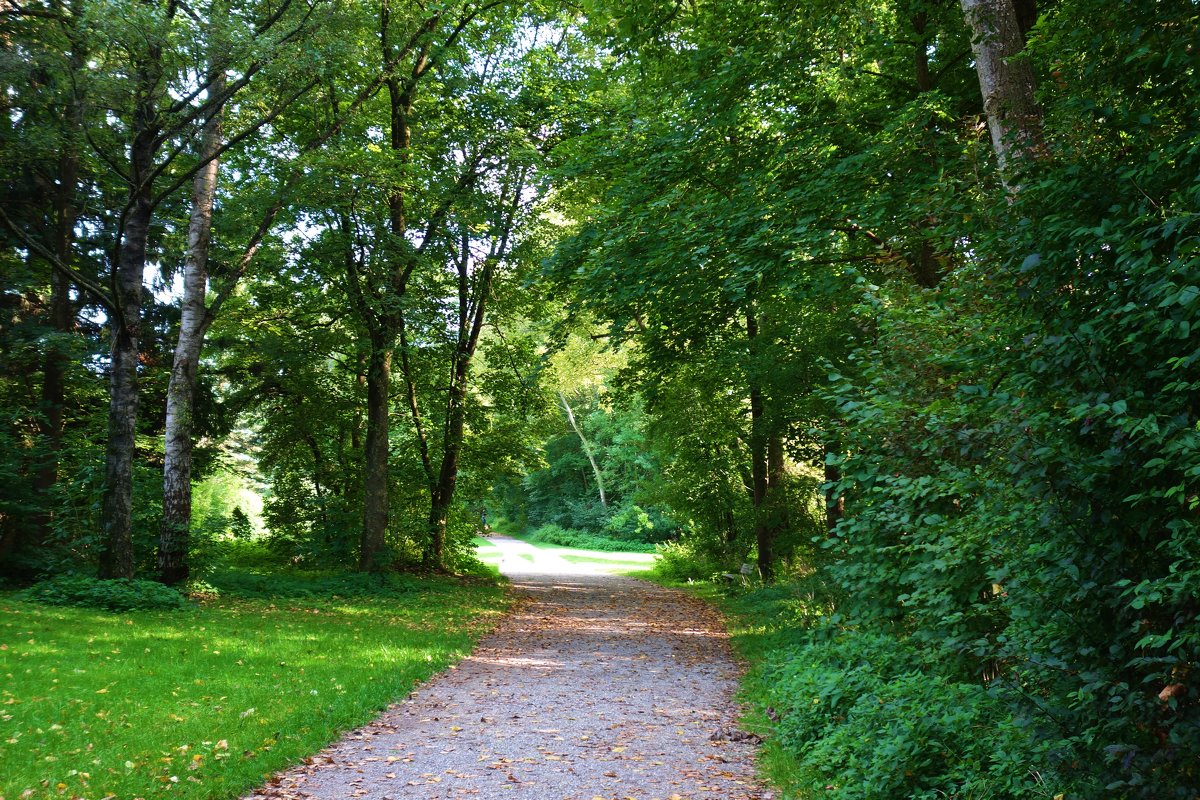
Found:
[245,535,766,799]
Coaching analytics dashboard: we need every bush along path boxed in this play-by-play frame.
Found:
[243,536,765,799]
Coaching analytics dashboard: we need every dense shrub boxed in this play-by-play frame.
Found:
[653,537,723,582]
[205,569,421,599]
[23,576,187,612]
[761,630,1060,798]
[602,503,677,543]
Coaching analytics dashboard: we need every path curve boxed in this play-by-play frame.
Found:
[245,535,766,799]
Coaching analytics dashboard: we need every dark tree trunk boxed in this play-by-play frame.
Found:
[824,441,844,534]
[723,507,738,545]
[424,338,472,571]
[913,239,944,289]
[1011,0,1037,41]
[913,11,932,93]
[100,13,164,579]
[426,488,449,571]
[746,309,774,581]
[749,387,772,581]
[358,338,391,572]
[767,434,785,489]
[353,2,426,572]
[30,113,81,551]
[422,225,507,570]
[99,196,148,580]
[159,74,224,585]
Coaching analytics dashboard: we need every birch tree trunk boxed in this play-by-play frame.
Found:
[960,0,1044,183]
[559,391,607,508]
[158,73,224,585]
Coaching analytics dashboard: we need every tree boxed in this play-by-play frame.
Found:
[3,0,329,578]
[154,15,387,582]
[959,0,1043,183]
[0,0,89,567]
[158,72,225,584]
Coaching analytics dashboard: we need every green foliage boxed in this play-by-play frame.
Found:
[652,537,723,583]
[819,2,1200,795]
[23,576,187,612]
[764,630,1061,799]
[507,382,681,545]
[4,0,1198,795]
[601,503,655,541]
[667,578,1067,800]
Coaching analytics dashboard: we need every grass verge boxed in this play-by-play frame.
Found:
[502,534,656,573]
[474,529,656,574]
[0,575,508,800]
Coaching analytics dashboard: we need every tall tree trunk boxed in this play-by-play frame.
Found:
[749,386,772,581]
[354,3,424,572]
[767,434,785,489]
[722,507,738,545]
[30,87,82,553]
[559,391,607,507]
[99,10,164,579]
[913,11,932,93]
[358,337,391,572]
[158,74,224,585]
[824,441,844,534]
[746,309,773,581]
[423,236,505,570]
[425,364,468,571]
[907,11,949,289]
[99,198,148,580]
[960,0,1044,183]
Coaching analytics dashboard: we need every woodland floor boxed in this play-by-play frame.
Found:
[242,535,767,800]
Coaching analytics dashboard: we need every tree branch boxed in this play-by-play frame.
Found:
[398,315,435,482]
[151,76,320,208]
[0,206,116,315]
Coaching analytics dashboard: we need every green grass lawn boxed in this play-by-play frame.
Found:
[501,534,657,573]
[556,552,655,572]
[0,576,508,800]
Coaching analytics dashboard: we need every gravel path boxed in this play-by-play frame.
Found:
[245,535,766,800]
